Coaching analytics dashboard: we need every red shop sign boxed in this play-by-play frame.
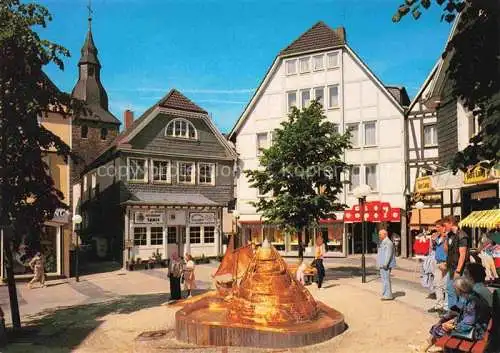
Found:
[344,201,400,223]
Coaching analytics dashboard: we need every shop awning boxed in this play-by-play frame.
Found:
[459,210,500,229]
[410,208,442,226]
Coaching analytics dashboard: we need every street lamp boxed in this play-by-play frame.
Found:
[233,210,240,248]
[353,184,372,283]
[415,201,425,233]
[72,214,82,282]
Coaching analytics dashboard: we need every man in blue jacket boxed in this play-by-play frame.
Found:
[377,229,396,300]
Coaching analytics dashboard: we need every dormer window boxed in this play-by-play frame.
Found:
[165,118,197,139]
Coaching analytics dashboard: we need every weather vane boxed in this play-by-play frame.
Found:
[87,0,93,29]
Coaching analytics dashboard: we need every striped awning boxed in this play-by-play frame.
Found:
[459,210,500,228]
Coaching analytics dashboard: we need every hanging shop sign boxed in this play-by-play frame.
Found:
[133,211,163,224]
[415,176,434,193]
[344,201,401,223]
[492,163,500,179]
[50,208,69,224]
[189,212,217,225]
[412,192,442,205]
[464,164,490,184]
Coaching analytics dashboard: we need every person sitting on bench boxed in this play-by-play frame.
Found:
[413,277,491,352]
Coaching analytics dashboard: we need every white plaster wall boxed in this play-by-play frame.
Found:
[235,46,406,220]
[457,101,471,151]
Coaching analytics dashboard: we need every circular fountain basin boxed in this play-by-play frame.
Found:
[175,291,345,348]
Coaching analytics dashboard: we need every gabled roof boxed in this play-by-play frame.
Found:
[407,14,461,113]
[84,88,236,173]
[229,21,405,139]
[158,89,207,114]
[280,21,346,56]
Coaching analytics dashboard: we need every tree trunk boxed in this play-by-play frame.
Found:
[297,228,304,258]
[3,227,21,329]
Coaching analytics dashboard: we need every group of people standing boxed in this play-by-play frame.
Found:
[167,252,196,301]
[413,216,497,352]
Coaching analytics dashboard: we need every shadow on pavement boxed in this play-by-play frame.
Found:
[4,292,169,353]
[325,266,379,281]
[393,291,406,298]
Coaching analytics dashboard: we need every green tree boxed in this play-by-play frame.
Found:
[393,0,500,170]
[244,101,351,257]
[0,0,79,329]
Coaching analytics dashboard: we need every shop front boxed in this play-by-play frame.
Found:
[123,204,223,266]
[344,201,402,255]
[0,208,70,280]
[239,218,345,257]
[459,162,500,247]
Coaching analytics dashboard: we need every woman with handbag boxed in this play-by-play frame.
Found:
[413,277,491,352]
[314,236,326,289]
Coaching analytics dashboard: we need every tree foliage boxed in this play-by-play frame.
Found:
[244,101,351,256]
[393,0,500,170]
[0,0,80,239]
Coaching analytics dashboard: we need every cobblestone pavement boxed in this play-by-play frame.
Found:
[0,255,439,353]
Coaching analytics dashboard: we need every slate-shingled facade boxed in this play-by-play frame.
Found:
[80,89,237,265]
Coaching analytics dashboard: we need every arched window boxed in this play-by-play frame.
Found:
[165,118,197,139]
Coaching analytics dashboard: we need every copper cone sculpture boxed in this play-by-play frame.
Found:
[228,239,318,326]
[176,239,345,348]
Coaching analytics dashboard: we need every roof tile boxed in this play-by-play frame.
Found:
[280,21,346,56]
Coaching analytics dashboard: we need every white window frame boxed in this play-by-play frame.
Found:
[328,84,340,109]
[314,87,325,107]
[150,226,164,246]
[198,162,216,186]
[151,159,171,184]
[299,57,310,74]
[132,226,148,246]
[300,89,311,108]
[424,124,438,147]
[365,164,378,192]
[363,121,377,147]
[326,51,340,69]
[285,59,297,75]
[177,161,195,185]
[287,91,297,112]
[348,165,361,193]
[127,157,148,183]
[347,123,360,147]
[203,226,215,244]
[189,226,202,244]
[312,54,324,71]
[256,132,269,156]
[165,118,198,140]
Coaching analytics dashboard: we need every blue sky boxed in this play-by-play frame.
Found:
[40,0,452,133]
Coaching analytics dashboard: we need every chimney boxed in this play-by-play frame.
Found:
[124,110,134,130]
[336,27,346,43]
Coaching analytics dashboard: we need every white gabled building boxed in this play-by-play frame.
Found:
[228,21,410,257]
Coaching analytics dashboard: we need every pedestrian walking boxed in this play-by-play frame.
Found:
[168,252,183,301]
[428,219,447,315]
[183,253,196,298]
[28,252,46,289]
[314,236,326,289]
[443,215,469,310]
[376,229,396,300]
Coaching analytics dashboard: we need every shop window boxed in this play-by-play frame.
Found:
[204,226,215,244]
[150,227,163,245]
[133,227,147,246]
[167,227,177,244]
[189,227,201,244]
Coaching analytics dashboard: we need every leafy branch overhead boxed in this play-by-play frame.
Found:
[0,0,84,238]
[393,0,500,169]
[243,101,351,255]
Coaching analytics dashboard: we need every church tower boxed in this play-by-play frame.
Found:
[70,8,120,199]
